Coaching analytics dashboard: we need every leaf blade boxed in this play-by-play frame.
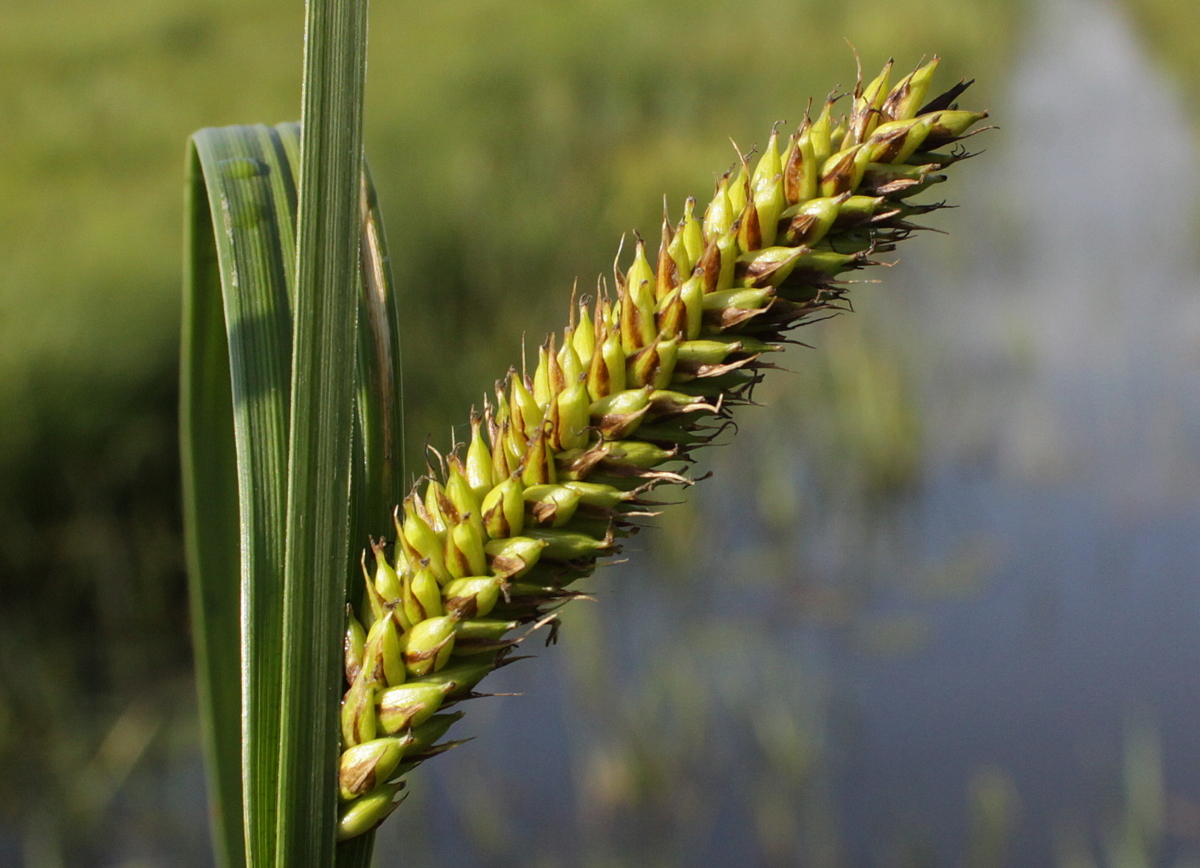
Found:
[181,141,246,868]
[274,1,371,864]
[187,124,299,868]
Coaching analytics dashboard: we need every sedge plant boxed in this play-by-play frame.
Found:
[181,0,987,863]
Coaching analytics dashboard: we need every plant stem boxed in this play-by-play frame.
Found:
[274,1,370,865]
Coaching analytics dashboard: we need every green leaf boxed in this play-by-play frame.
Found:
[181,139,247,868]
[275,0,371,866]
[185,123,299,868]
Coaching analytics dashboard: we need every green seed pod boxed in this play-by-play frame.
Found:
[407,712,464,755]
[717,228,741,293]
[444,461,482,523]
[464,412,494,502]
[339,738,408,802]
[572,301,596,365]
[844,59,892,145]
[561,480,635,509]
[680,275,705,340]
[337,784,403,841]
[781,249,865,287]
[679,197,705,266]
[820,145,868,198]
[863,116,932,165]
[370,539,403,606]
[523,483,582,527]
[422,479,453,533]
[676,338,752,366]
[491,380,510,427]
[753,173,785,250]
[694,230,740,295]
[702,286,774,315]
[525,527,615,561]
[751,126,782,200]
[344,605,366,686]
[405,715,465,763]
[585,328,612,401]
[749,132,785,248]
[441,482,472,531]
[620,238,659,355]
[655,286,687,342]
[654,337,680,390]
[783,121,819,206]
[814,227,877,254]
[663,217,691,295]
[600,329,628,396]
[881,57,939,122]
[442,575,506,619]
[360,550,386,627]
[481,476,525,539]
[403,615,457,677]
[453,635,516,659]
[341,671,376,748]
[734,246,808,289]
[502,417,527,470]
[557,334,585,386]
[677,367,758,398]
[556,380,592,452]
[402,564,443,625]
[603,440,676,469]
[397,498,449,583]
[520,423,557,486]
[376,681,447,734]
[809,95,837,167]
[489,418,513,482]
[484,535,548,578]
[778,195,845,247]
[727,158,749,217]
[509,370,542,434]
[547,335,568,397]
[830,117,848,147]
[455,618,519,642]
[859,162,946,198]
[702,173,734,241]
[833,195,889,230]
[361,610,405,688]
[923,109,989,149]
[413,656,497,699]
[531,344,552,408]
[589,386,652,439]
[445,516,488,579]
[646,389,722,421]
[736,195,763,255]
[626,337,679,390]
[655,216,680,302]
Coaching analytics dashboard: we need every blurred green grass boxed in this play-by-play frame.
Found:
[1127,0,1200,117]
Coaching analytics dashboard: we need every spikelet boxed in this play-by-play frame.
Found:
[336,58,988,840]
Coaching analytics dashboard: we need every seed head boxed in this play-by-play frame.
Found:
[336,58,988,840]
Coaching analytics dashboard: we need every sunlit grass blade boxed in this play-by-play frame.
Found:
[182,142,247,868]
[274,0,371,865]
[185,123,299,868]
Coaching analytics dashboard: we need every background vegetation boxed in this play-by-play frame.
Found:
[2,0,1199,865]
